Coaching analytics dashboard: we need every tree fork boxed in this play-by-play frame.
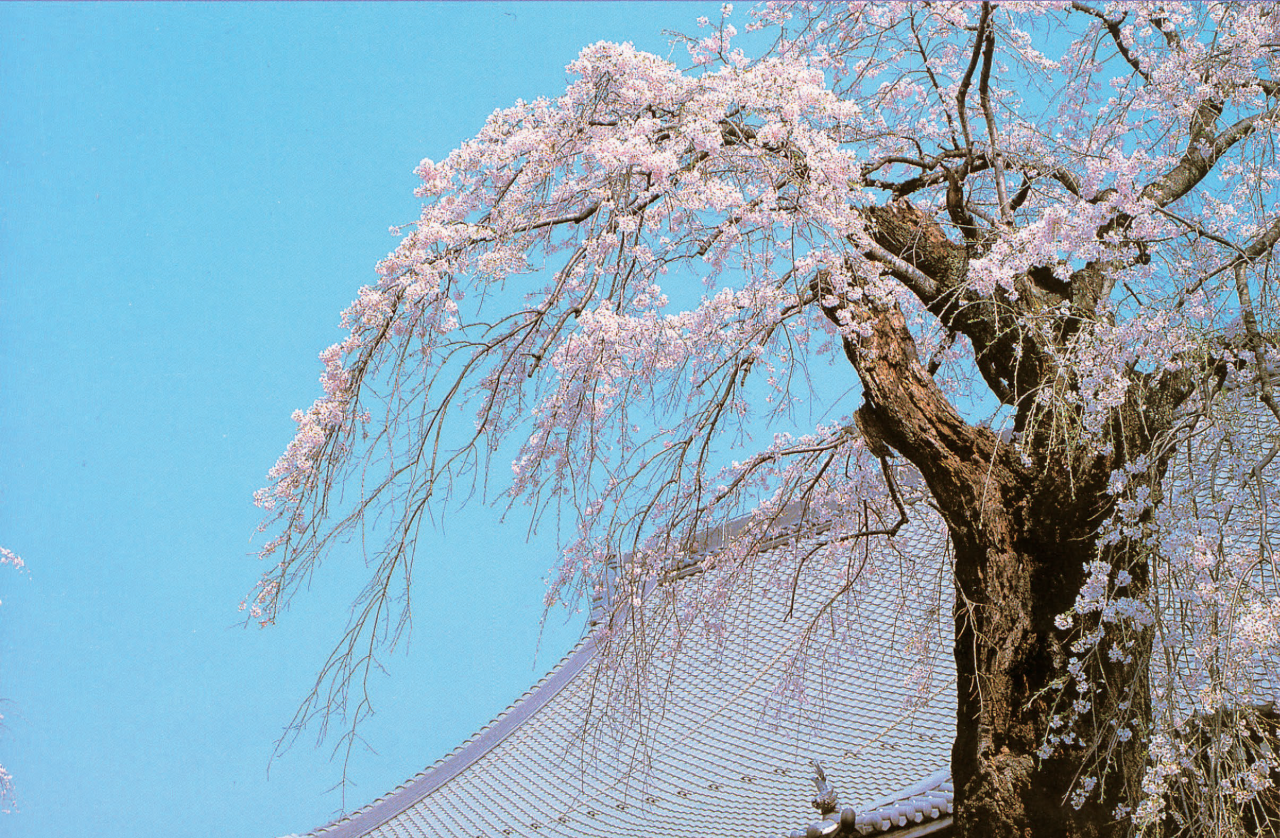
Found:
[815,248,1157,835]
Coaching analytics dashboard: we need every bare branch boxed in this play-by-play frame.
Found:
[977,19,1012,224]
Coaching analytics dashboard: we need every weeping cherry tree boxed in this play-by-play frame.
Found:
[251,4,1280,835]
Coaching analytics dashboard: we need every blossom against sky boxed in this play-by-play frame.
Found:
[0,4,718,837]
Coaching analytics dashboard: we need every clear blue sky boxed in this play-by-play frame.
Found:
[0,4,720,837]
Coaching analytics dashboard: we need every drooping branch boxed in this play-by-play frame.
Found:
[1070,3,1150,83]
[1232,262,1280,424]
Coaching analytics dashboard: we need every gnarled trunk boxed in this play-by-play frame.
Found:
[944,470,1151,838]
[864,377,1155,837]
[818,237,1172,835]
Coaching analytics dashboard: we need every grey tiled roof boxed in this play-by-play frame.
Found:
[298,379,1280,838]
[303,482,957,838]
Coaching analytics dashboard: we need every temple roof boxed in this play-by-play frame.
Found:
[291,382,1280,838]
[300,484,958,838]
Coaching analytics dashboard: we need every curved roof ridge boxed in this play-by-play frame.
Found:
[306,499,820,838]
[308,631,601,837]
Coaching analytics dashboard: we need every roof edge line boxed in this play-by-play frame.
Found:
[311,632,602,837]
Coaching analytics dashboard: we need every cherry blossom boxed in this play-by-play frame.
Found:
[0,548,22,814]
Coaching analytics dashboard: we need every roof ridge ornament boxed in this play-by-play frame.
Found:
[809,760,839,816]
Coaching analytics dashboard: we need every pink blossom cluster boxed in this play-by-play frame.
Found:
[0,548,21,571]
[1051,391,1280,823]
[0,548,21,813]
[0,764,11,816]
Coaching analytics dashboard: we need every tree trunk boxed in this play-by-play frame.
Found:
[944,470,1150,838]
[818,263,1161,836]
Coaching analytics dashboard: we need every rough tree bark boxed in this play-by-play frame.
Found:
[818,202,1196,837]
